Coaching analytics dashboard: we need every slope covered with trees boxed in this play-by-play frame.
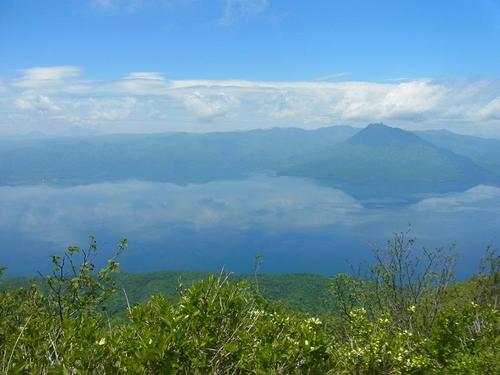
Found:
[1,271,335,318]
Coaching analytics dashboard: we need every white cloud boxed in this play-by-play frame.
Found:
[181,91,240,120]
[106,72,169,95]
[125,72,165,80]
[413,185,500,213]
[166,79,452,124]
[337,80,447,121]
[13,66,83,90]
[2,66,500,136]
[14,91,62,114]
[478,96,500,120]
[76,97,138,122]
[13,90,137,125]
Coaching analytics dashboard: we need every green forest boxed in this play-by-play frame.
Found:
[0,232,498,374]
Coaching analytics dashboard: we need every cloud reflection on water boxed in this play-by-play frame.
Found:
[1,177,499,276]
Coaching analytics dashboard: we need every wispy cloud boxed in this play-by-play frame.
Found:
[89,0,198,14]
[89,0,174,12]
[314,72,351,82]
[220,0,269,25]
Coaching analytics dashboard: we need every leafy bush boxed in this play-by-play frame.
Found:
[0,234,498,374]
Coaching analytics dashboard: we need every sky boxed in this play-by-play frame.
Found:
[0,0,499,137]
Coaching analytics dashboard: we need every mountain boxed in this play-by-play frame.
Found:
[0,126,358,186]
[348,122,428,147]
[280,124,494,200]
[417,129,500,177]
[0,123,498,202]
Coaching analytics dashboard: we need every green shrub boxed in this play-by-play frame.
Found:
[0,235,498,374]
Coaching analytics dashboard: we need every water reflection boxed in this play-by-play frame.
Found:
[0,177,499,276]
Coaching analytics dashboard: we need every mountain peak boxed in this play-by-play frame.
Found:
[347,123,428,147]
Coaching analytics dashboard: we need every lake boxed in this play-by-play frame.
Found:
[1,176,499,277]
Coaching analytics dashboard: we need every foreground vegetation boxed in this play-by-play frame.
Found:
[1,271,335,318]
[0,232,498,374]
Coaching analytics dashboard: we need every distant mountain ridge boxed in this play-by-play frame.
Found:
[0,126,358,185]
[416,129,500,178]
[1,123,499,202]
[280,123,495,200]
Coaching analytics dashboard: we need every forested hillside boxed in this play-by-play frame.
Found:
[1,271,335,317]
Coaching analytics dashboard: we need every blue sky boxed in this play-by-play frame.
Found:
[0,0,499,136]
